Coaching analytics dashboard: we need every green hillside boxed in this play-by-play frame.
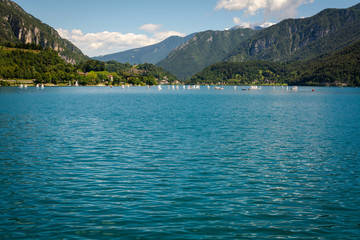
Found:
[0,0,87,64]
[158,4,360,80]
[0,44,176,86]
[157,28,255,80]
[0,45,78,84]
[228,4,360,62]
[190,40,360,87]
[297,40,360,86]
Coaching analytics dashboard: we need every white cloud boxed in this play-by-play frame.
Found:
[259,21,275,28]
[232,17,275,29]
[216,0,314,20]
[57,25,185,57]
[139,24,162,33]
[233,17,252,28]
[154,30,185,40]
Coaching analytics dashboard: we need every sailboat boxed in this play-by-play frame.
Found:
[214,86,224,90]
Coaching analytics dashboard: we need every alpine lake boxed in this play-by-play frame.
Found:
[1,85,360,239]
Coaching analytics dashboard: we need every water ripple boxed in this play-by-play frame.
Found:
[1,86,360,239]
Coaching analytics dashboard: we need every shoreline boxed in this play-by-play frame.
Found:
[0,79,355,88]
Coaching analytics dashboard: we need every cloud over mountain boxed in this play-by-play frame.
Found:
[216,0,314,20]
[57,24,185,57]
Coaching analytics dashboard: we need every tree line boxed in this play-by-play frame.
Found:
[0,43,176,86]
[189,40,360,87]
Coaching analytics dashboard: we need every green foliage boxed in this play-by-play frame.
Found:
[137,63,176,83]
[0,0,88,63]
[77,59,105,72]
[189,40,360,87]
[159,4,360,80]
[105,61,132,72]
[296,40,360,86]
[0,46,77,83]
[0,45,175,86]
[189,61,292,85]
[157,29,256,80]
[228,5,360,63]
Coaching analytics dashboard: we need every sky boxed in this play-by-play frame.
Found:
[12,0,360,57]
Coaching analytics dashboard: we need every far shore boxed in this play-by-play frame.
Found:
[0,79,353,88]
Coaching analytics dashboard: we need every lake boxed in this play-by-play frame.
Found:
[1,86,360,239]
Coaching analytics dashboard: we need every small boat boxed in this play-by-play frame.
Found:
[36,84,39,88]
[234,86,237,90]
[291,86,298,92]
[214,86,224,90]
[24,84,28,88]
[158,85,162,90]
[19,84,24,88]
[41,84,44,89]
[242,87,247,91]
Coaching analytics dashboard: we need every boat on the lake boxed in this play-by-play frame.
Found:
[214,86,224,90]
[248,86,259,90]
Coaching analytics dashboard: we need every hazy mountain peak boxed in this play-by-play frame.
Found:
[93,33,195,64]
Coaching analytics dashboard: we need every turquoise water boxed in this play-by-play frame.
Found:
[1,86,360,239]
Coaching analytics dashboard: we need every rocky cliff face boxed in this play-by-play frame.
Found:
[0,0,87,64]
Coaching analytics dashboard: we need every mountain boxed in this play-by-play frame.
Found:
[157,28,256,80]
[228,4,360,62]
[189,39,360,87]
[158,3,360,80]
[297,39,360,86]
[93,33,195,64]
[0,0,87,64]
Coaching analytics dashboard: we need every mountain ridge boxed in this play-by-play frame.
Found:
[227,4,360,62]
[189,39,360,87]
[0,0,88,64]
[157,28,256,80]
[157,3,360,80]
[93,33,195,64]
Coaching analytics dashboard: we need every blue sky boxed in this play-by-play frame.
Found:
[12,0,359,56]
